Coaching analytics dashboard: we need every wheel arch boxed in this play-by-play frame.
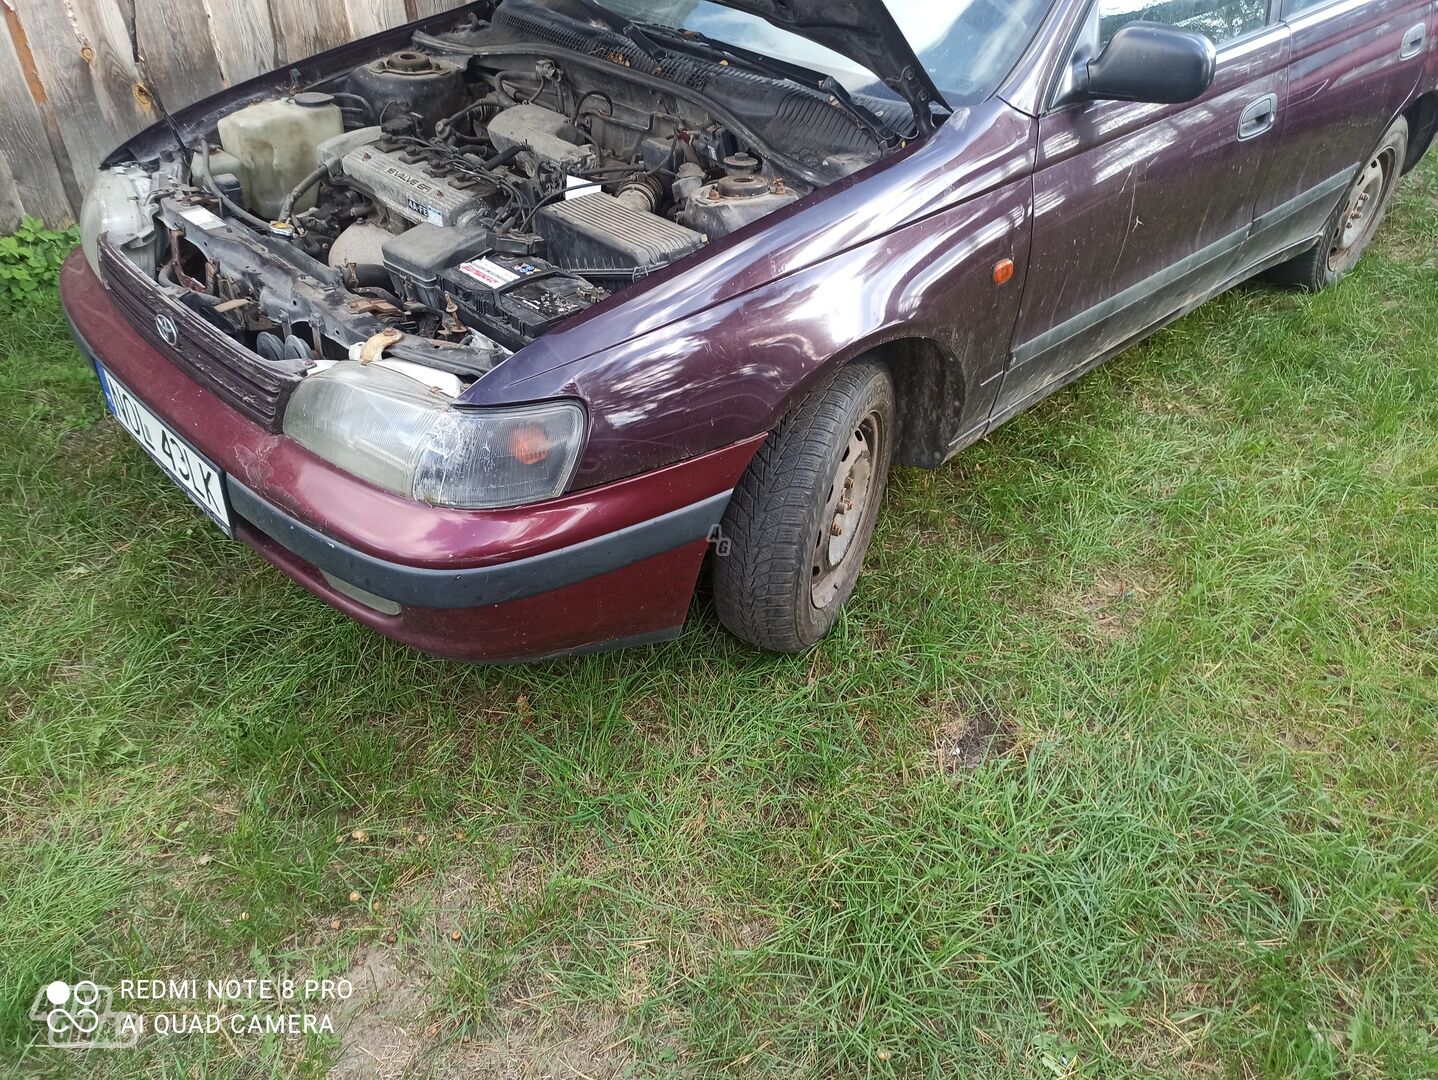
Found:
[1402,91,1438,173]
[771,335,971,472]
[872,337,971,469]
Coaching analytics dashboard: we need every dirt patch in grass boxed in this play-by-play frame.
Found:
[932,701,1016,773]
[325,850,559,1079]
[431,1000,634,1080]
[1063,568,1163,643]
[407,848,556,930]
[328,947,432,1079]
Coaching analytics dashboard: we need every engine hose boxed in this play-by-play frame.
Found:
[437,94,500,134]
[675,136,702,167]
[489,70,543,107]
[197,140,271,233]
[572,90,613,128]
[482,145,521,170]
[328,92,377,122]
[280,164,331,225]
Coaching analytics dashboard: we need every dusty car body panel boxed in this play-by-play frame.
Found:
[65,252,763,659]
[1259,0,1432,240]
[1002,24,1294,412]
[64,255,758,572]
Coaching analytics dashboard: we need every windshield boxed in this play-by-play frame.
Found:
[592,0,1051,106]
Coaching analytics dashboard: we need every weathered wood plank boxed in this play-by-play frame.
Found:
[14,0,155,183]
[345,0,406,39]
[0,3,76,222]
[132,0,224,111]
[269,0,351,64]
[411,0,465,18]
[0,148,27,233]
[200,0,277,87]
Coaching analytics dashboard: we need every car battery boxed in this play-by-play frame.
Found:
[438,252,607,348]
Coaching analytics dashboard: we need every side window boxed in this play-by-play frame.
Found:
[1099,0,1269,46]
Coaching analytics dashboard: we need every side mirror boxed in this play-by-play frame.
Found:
[1080,23,1217,105]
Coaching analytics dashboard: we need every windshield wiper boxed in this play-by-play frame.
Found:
[629,21,902,146]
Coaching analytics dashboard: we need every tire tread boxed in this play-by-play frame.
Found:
[713,362,892,652]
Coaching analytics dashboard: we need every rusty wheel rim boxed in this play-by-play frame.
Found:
[1329,149,1394,272]
[811,412,880,611]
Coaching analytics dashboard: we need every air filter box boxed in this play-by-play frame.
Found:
[535,193,705,277]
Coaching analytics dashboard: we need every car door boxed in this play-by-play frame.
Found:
[992,0,1289,422]
[1241,0,1432,262]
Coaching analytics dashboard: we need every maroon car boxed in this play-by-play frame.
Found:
[64,0,1437,660]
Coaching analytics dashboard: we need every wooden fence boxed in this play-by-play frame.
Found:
[0,0,470,232]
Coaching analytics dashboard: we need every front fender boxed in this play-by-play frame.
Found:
[475,170,1034,490]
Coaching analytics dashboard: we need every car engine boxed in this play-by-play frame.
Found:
[118,0,905,381]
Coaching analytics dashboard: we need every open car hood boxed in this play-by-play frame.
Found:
[638,0,943,124]
[702,1,945,122]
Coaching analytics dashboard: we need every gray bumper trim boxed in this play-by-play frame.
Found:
[227,479,731,610]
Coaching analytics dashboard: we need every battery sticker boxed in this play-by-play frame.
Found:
[459,258,522,289]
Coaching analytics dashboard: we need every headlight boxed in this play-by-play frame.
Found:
[283,362,586,510]
[80,166,159,276]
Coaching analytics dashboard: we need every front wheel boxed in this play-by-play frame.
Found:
[714,360,895,653]
[1265,116,1408,291]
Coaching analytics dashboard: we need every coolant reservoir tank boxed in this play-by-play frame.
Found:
[218,94,343,219]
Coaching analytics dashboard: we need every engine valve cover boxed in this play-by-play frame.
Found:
[340,143,493,227]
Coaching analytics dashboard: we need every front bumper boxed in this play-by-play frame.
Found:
[61,252,761,661]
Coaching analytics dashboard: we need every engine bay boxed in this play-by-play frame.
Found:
[104,0,906,385]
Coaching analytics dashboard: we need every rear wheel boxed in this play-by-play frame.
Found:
[714,361,895,653]
[1266,117,1408,291]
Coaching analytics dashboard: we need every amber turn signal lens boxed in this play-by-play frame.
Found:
[993,259,1015,285]
[508,424,551,466]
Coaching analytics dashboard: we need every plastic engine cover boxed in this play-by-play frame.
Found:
[535,193,705,276]
[486,104,596,170]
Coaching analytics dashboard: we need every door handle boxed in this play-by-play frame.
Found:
[1400,22,1425,60]
[1238,93,1278,140]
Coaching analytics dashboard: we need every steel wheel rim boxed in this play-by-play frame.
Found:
[811,412,880,610]
[1329,151,1391,270]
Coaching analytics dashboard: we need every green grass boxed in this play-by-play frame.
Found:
[2,163,1436,1078]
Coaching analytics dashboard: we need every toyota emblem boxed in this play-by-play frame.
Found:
[154,313,179,347]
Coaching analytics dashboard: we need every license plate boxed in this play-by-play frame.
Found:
[96,365,233,536]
